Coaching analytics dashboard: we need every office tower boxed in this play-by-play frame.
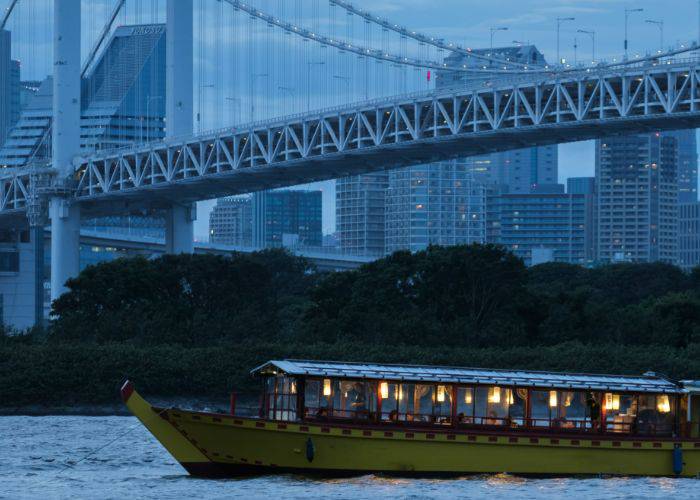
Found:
[438,44,558,194]
[0,30,20,149]
[385,159,486,253]
[336,173,388,255]
[679,202,700,271]
[567,177,597,262]
[209,197,253,246]
[488,184,589,266]
[211,190,322,249]
[264,190,323,248]
[0,24,166,167]
[666,130,698,203]
[596,134,678,264]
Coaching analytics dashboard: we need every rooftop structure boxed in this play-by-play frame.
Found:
[252,360,682,394]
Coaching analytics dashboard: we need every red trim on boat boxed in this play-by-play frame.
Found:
[120,380,135,402]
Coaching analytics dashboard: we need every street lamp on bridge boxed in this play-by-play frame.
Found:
[645,19,664,53]
[624,8,644,59]
[577,29,596,64]
[489,26,508,51]
[556,17,575,65]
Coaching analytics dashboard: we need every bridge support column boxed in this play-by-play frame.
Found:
[164,0,195,254]
[49,0,81,301]
[49,200,80,301]
[164,204,196,254]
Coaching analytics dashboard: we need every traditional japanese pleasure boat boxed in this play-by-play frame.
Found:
[121,360,700,477]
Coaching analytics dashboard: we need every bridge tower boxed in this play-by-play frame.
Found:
[49,0,81,301]
[164,0,195,254]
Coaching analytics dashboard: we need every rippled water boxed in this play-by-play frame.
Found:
[1,416,698,499]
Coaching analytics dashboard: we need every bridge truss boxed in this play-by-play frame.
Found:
[0,60,698,220]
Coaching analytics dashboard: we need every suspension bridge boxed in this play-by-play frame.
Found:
[0,0,700,327]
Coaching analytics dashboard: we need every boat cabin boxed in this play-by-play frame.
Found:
[251,360,700,439]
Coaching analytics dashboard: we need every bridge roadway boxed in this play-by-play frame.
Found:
[3,59,700,221]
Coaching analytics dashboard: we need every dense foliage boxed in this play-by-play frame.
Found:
[3,244,700,408]
[49,244,700,350]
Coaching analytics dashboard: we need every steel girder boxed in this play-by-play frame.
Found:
[3,62,700,218]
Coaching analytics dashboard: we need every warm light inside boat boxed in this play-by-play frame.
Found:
[605,393,620,411]
[549,391,558,408]
[380,382,389,399]
[488,386,501,403]
[507,390,514,405]
[465,390,472,404]
[657,394,671,413]
[323,378,331,396]
[437,385,446,403]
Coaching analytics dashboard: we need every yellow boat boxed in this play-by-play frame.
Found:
[122,360,700,478]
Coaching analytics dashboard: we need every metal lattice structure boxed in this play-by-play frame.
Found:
[3,61,700,219]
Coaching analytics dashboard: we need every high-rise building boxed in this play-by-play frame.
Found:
[336,44,556,257]
[679,202,700,271]
[567,177,597,262]
[336,173,388,255]
[210,190,322,249]
[265,190,323,248]
[209,197,253,246]
[666,129,698,203]
[596,134,678,264]
[0,24,166,167]
[488,184,590,266]
[438,45,558,194]
[0,30,20,149]
[385,159,486,253]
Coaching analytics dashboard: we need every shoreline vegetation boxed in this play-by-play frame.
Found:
[2,245,700,415]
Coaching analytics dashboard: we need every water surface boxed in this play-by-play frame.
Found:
[1,416,697,499]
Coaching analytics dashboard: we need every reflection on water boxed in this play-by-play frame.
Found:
[0,416,698,500]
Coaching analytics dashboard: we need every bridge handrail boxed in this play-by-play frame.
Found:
[81,57,700,163]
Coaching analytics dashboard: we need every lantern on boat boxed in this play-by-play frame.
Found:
[507,390,514,405]
[323,379,331,397]
[380,382,389,399]
[488,387,501,404]
[657,394,671,413]
[465,390,473,404]
[549,391,558,408]
[605,393,620,411]
[437,385,446,403]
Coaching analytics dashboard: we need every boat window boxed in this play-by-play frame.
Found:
[380,382,400,421]
[474,386,514,426]
[414,385,435,422]
[456,387,475,424]
[395,383,414,421]
[303,379,331,419]
[330,380,376,420]
[549,391,590,431]
[605,393,635,433]
[433,385,452,424]
[530,390,556,427]
[263,375,297,421]
[634,394,675,436]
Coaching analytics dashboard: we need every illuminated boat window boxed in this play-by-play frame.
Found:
[263,376,297,421]
[330,380,377,420]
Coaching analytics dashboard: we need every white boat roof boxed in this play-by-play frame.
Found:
[252,360,683,394]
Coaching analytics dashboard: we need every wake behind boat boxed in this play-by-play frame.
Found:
[122,360,700,477]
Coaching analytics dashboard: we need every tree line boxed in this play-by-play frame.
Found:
[3,244,700,407]
[48,245,700,350]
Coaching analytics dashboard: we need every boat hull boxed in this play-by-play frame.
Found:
[122,384,700,478]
